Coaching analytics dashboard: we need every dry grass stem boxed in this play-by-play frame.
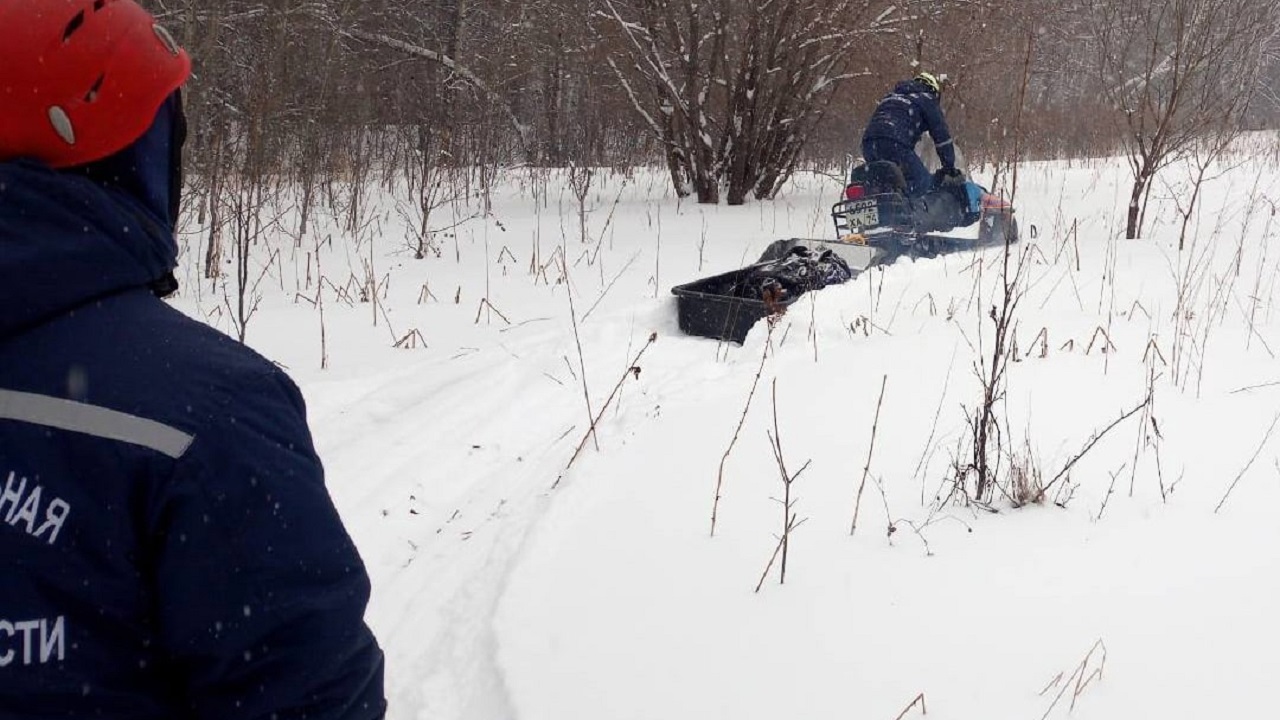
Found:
[711,322,774,537]
[754,531,786,594]
[1214,410,1280,513]
[474,297,512,325]
[394,329,428,349]
[1037,392,1152,503]
[1039,639,1107,720]
[892,692,928,720]
[552,332,658,489]
[850,374,888,535]
[765,378,810,586]
[561,255,598,452]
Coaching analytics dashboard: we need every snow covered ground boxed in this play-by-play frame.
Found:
[172,137,1280,720]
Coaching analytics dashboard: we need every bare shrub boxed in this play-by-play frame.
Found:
[755,379,810,592]
[1082,0,1280,239]
[1007,446,1046,508]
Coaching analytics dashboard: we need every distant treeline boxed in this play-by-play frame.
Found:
[149,0,1279,204]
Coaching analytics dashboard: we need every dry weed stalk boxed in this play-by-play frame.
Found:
[1036,391,1152,505]
[652,210,661,299]
[567,163,595,245]
[585,180,630,271]
[808,291,819,362]
[1027,327,1049,359]
[755,380,810,592]
[1039,639,1107,719]
[754,531,787,594]
[698,213,708,271]
[892,692,928,720]
[562,254,598,452]
[1095,463,1129,520]
[582,250,642,322]
[1143,337,1167,366]
[1169,228,1218,391]
[1127,366,1164,500]
[1084,326,1116,355]
[394,329,428,349]
[1006,27,1036,204]
[912,353,955,504]
[552,332,658,489]
[850,375,888,535]
[1007,443,1046,508]
[1245,204,1276,352]
[315,238,329,370]
[1229,379,1280,394]
[473,298,512,325]
[711,321,776,537]
[960,238,1033,503]
[1214,410,1280,513]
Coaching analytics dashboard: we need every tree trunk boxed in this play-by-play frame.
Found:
[665,149,690,198]
[1126,171,1149,239]
[441,0,469,163]
[545,33,565,166]
[693,165,719,204]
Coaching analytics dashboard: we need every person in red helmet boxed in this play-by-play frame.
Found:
[0,2,386,718]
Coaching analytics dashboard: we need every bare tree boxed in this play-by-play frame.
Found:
[598,0,905,204]
[1084,0,1278,239]
[143,0,1278,245]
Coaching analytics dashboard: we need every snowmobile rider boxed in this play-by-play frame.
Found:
[860,72,963,198]
[0,1,386,718]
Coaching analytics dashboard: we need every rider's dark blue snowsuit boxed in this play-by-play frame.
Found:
[861,78,957,197]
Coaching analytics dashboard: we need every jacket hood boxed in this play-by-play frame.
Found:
[0,159,179,339]
[66,92,186,233]
[0,93,183,340]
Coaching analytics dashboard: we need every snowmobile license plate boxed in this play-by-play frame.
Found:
[844,200,879,228]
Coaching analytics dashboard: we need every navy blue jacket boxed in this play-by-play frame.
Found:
[862,79,957,169]
[0,121,385,716]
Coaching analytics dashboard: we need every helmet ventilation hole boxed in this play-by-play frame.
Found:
[64,10,86,41]
[93,0,106,10]
[85,74,106,103]
[153,24,180,56]
[48,107,77,146]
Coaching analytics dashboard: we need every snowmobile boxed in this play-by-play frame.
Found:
[670,162,1020,344]
[752,161,1019,268]
[825,160,1018,262]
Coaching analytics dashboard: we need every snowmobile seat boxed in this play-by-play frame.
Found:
[848,160,908,196]
[863,161,908,194]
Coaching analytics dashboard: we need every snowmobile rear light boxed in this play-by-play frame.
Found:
[844,184,866,200]
[980,192,1013,212]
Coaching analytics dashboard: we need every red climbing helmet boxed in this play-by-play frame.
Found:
[0,0,192,169]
